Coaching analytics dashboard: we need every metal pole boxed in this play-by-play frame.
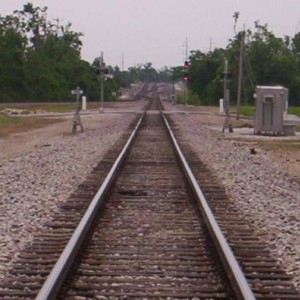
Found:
[71,87,84,134]
[184,80,187,107]
[100,51,104,112]
[236,28,245,120]
[222,59,233,133]
[185,37,188,107]
[75,87,79,109]
[185,37,188,62]
[223,59,228,96]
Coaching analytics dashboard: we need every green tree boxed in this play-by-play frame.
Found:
[186,21,300,106]
[0,2,97,102]
[13,2,49,49]
[188,49,225,104]
[0,27,26,100]
[238,24,299,104]
[127,63,162,82]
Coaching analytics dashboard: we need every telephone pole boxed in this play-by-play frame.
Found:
[236,28,245,120]
[100,52,104,112]
[222,59,233,133]
[184,37,188,107]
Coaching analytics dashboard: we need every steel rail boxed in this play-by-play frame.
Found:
[36,114,144,300]
[162,113,256,300]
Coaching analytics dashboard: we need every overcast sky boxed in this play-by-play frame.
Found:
[1,1,300,69]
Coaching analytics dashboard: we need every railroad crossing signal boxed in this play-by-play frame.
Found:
[184,60,189,70]
[71,87,83,95]
[183,60,189,81]
[105,74,114,80]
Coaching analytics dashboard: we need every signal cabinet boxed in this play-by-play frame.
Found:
[254,86,288,135]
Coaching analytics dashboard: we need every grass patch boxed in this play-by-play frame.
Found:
[238,106,255,117]
[0,102,100,113]
[232,119,254,128]
[0,115,64,138]
[257,140,300,151]
[288,106,300,117]
[237,105,300,118]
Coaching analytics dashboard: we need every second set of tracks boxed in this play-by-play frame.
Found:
[0,92,299,299]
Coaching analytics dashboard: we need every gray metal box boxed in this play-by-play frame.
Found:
[254,86,288,135]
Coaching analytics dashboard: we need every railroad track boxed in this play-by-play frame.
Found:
[0,93,299,299]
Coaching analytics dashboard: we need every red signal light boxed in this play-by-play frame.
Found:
[184,61,189,70]
[183,61,189,81]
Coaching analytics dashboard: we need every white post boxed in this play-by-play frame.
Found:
[219,99,224,113]
[82,96,87,110]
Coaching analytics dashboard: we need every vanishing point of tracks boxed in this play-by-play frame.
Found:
[0,95,299,299]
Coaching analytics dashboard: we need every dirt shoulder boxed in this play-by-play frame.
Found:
[0,100,148,161]
[2,102,300,179]
[0,111,135,161]
[164,102,300,180]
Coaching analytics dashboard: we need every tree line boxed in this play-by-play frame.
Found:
[2,4,299,106]
[175,18,300,106]
[0,3,95,102]
[0,3,171,103]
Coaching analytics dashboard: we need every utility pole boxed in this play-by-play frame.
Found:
[184,37,188,107]
[99,51,104,112]
[185,37,188,62]
[222,59,233,133]
[236,27,245,120]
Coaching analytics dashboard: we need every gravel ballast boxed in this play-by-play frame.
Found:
[0,102,299,292]
[170,112,300,291]
[0,111,140,279]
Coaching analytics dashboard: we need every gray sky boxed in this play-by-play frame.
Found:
[1,1,300,69]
